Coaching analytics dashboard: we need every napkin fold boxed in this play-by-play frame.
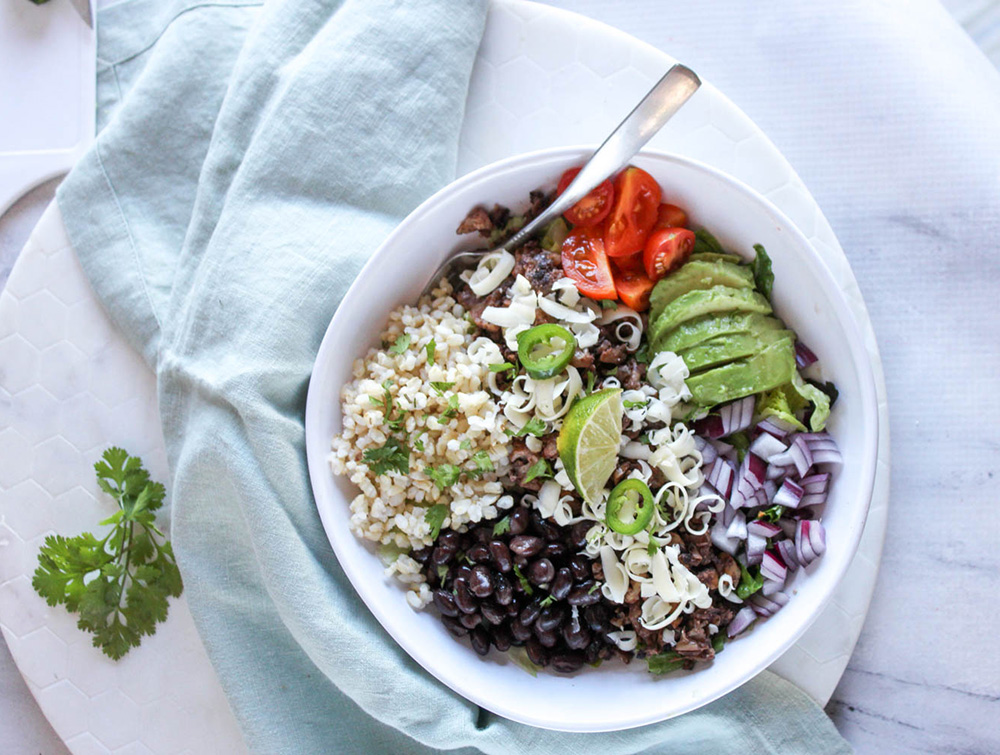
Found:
[57,0,850,752]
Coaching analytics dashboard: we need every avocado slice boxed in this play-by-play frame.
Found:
[686,336,796,407]
[649,285,772,345]
[656,312,786,354]
[689,251,744,265]
[649,259,754,321]
[680,327,795,372]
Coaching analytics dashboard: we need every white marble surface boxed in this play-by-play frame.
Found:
[3,1,1000,753]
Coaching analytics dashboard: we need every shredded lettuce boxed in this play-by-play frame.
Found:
[756,384,808,432]
[790,372,831,431]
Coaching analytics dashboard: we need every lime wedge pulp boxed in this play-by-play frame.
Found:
[557,388,623,503]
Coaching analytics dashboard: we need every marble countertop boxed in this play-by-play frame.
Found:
[3,1,999,753]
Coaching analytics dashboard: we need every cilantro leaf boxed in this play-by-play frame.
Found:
[489,361,515,373]
[424,504,448,540]
[388,334,412,355]
[492,516,511,536]
[758,504,785,523]
[441,394,460,420]
[524,458,552,484]
[692,228,725,255]
[32,448,182,660]
[427,464,461,490]
[470,451,494,476]
[459,439,471,450]
[736,562,764,600]
[751,244,774,301]
[512,563,534,596]
[426,339,436,366]
[430,381,455,396]
[362,438,410,476]
[539,595,555,607]
[511,417,546,437]
[623,399,648,410]
[585,371,596,395]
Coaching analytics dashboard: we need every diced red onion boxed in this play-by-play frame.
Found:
[711,518,740,556]
[770,434,813,478]
[777,518,798,539]
[747,520,782,539]
[718,396,756,436]
[710,439,736,462]
[801,433,843,466]
[750,591,789,617]
[749,432,788,462]
[761,577,785,596]
[795,520,827,566]
[694,414,726,439]
[766,462,792,481]
[696,435,719,465]
[795,340,818,369]
[775,539,800,570]
[800,473,831,495]
[760,550,788,583]
[726,510,747,541]
[730,453,766,508]
[756,419,792,439]
[752,487,769,507]
[727,606,758,638]
[772,479,805,509]
[764,479,778,503]
[705,458,736,499]
[801,492,828,507]
[746,532,767,565]
[719,502,736,527]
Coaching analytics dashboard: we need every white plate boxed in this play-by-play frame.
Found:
[305,147,879,731]
[0,0,890,751]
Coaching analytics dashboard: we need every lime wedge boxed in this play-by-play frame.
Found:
[557,388,622,503]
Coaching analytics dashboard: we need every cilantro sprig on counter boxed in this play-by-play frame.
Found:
[32,448,183,660]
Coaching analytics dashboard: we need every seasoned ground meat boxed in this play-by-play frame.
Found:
[597,339,628,365]
[610,459,643,486]
[540,432,559,460]
[456,207,493,235]
[507,438,544,492]
[571,349,595,370]
[511,240,563,295]
[454,283,508,335]
[616,359,646,390]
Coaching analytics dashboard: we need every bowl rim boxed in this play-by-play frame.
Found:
[305,145,880,731]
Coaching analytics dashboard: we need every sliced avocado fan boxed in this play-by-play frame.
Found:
[656,312,786,354]
[649,259,755,322]
[649,285,772,345]
[686,336,796,406]
[680,327,795,373]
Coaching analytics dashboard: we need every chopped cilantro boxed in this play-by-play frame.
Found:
[424,504,448,540]
[430,381,455,396]
[489,361,516,373]
[388,334,411,355]
[471,451,494,476]
[440,394,460,420]
[599,300,618,310]
[758,505,785,523]
[512,563,534,596]
[492,516,511,536]
[427,464,461,490]
[712,631,726,654]
[634,343,651,365]
[623,399,648,410]
[647,538,659,556]
[511,417,546,437]
[459,439,471,450]
[728,431,750,463]
[436,564,449,581]
[362,438,410,476]
[524,458,552,484]
[736,562,764,600]
[588,582,600,594]
[585,371,596,394]
[539,595,555,607]
[647,651,686,675]
[426,339,436,365]
[638,432,651,445]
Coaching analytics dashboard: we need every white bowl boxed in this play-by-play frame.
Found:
[304,147,879,732]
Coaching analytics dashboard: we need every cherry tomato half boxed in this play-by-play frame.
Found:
[613,266,655,312]
[556,167,614,227]
[654,203,688,230]
[611,252,645,274]
[644,227,695,280]
[604,167,662,257]
[561,225,617,300]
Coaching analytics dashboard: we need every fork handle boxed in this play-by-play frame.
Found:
[501,63,701,252]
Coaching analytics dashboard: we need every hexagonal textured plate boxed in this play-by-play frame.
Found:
[0,0,889,751]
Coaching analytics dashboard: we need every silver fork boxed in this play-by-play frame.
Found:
[421,63,701,297]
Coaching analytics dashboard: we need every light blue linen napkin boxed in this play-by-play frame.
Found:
[56,0,851,752]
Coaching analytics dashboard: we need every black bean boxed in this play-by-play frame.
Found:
[551,652,585,673]
[534,625,558,648]
[473,526,494,543]
[569,556,591,581]
[468,565,495,598]
[467,543,491,564]
[563,621,591,650]
[431,545,455,566]
[531,512,560,541]
[581,604,609,632]
[509,535,543,557]
[519,599,543,627]
[567,581,601,607]
[411,545,433,564]
[493,573,513,606]
[433,589,459,617]
[441,615,468,637]
[505,596,523,616]
[569,521,593,549]
[509,507,530,535]
[550,568,573,600]
[526,639,549,667]
[536,604,565,633]
[459,612,483,630]
[528,558,555,586]
[470,626,491,656]
[542,542,566,560]
[449,564,472,585]
[584,638,602,664]
[489,540,512,572]
[510,619,533,643]
[480,601,506,626]
[513,554,529,570]
[454,581,478,614]
[492,625,512,652]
